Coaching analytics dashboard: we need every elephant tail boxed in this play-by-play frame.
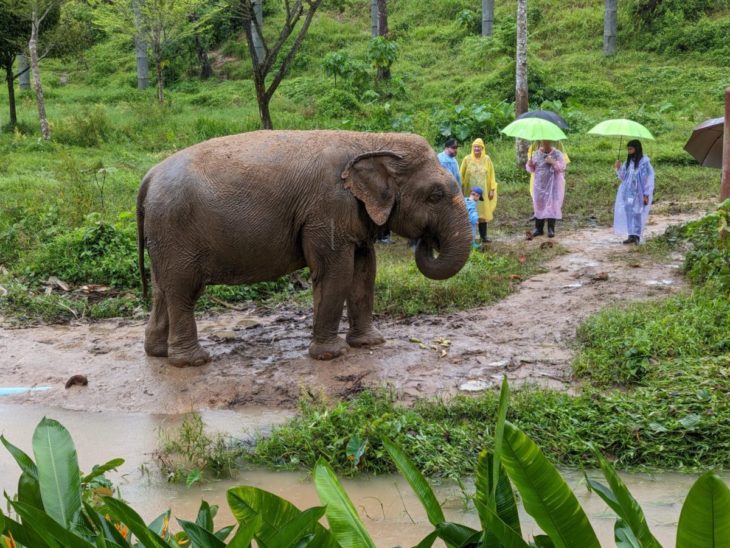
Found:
[137,174,150,300]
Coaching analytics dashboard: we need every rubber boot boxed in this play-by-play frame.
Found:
[547,219,556,238]
[479,222,490,243]
[532,218,545,237]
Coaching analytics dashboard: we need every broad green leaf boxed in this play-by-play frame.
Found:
[263,506,329,547]
[18,470,44,510]
[492,376,510,507]
[82,459,125,485]
[533,535,555,547]
[473,499,530,548]
[314,459,375,548]
[195,500,214,532]
[500,422,600,548]
[414,530,439,548]
[147,510,170,538]
[177,517,226,548]
[226,517,260,548]
[1,511,50,548]
[434,521,480,545]
[102,497,168,548]
[588,445,661,548]
[345,435,367,468]
[615,520,641,548]
[226,486,338,547]
[214,525,235,542]
[83,502,130,547]
[1,434,39,480]
[381,438,445,526]
[475,451,521,535]
[11,500,92,548]
[32,418,82,528]
[676,472,730,548]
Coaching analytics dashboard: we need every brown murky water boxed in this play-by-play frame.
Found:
[1,404,719,547]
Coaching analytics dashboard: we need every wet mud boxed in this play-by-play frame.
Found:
[0,214,695,414]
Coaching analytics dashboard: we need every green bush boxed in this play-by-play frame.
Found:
[677,199,730,290]
[19,212,139,289]
[433,100,514,146]
[55,105,114,147]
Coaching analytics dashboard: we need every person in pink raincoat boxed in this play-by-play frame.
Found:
[526,140,566,238]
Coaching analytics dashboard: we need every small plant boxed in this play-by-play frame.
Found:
[367,36,399,82]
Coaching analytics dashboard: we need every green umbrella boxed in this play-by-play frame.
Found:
[587,118,655,158]
[587,118,655,140]
[500,118,567,141]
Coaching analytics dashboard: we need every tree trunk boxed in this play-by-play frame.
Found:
[17,54,30,89]
[3,56,18,128]
[515,0,529,166]
[376,0,390,81]
[603,0,617,56]
[133,0,149,89]
[251,0,265,66]
[154,43,164,103]
[482,0,494,37]
[370,0,378,36]
[29,9,50,140]
[195,36,213,79]
[254,75,272,129]
[722,87,730,201]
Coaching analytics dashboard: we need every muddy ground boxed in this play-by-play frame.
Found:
[1,214,697,414]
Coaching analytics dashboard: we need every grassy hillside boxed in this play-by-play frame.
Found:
[0,0,727,301]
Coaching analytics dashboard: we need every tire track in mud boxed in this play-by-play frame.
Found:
[0,214,694,413]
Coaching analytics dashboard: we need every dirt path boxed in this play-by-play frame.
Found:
[1,215,693,414]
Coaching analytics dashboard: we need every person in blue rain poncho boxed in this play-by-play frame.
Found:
[613,139,655,245]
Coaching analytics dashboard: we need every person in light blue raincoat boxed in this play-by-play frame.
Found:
[613,139,655,244]
[466,187,482,249]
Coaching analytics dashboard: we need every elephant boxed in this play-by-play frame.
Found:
[136,130,472,366]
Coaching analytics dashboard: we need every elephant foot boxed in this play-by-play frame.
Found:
[309,337,349,360]
[168,345,210,368]
[144,338,168,358]
[347,327,385,348]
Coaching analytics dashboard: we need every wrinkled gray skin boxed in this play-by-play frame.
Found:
[137,130,472,366]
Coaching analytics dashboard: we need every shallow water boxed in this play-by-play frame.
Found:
[0,405,724,547]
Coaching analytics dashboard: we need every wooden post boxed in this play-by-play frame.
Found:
[722,87,730,201]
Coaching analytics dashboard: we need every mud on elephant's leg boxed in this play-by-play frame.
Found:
[308,253,352,360]
[144,283,170,357]
[165,283,210,367]
[346,244,385,348]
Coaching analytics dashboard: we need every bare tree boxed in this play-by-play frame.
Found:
[370,0,378,36]
[17,54,30,89]
[515,0,529,166]
[375,0,390,81]
[29,1,58,140]
[482,0,494,37]
[604,0,617,56]
[240,0,326,129]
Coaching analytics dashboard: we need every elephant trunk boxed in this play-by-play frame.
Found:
[415,213,472,280]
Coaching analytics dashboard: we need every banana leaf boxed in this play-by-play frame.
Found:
[176,518,227,548]
[381,437,445,526]
[102,497,169,548]
[473,498,529,548]
[81,459,125,485]
[32,418,82,528]
[499,422,600,548]
[1,511,51,548]
[475,451,521,536]
[226,516,260,548]
[586,445,660,548]
[434,522,480,546]
[259,507,327,547]
[82,502,130,547]
[1,434,39,479]
[10,500,92,548]
[313,459,375,548]
[676,472,730,548]
[614,520,641,548]
[227,485,339,547]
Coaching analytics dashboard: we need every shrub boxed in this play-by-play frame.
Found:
[55,105,113,147]
[433,100,513,146]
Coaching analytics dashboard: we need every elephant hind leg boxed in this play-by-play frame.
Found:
[144,283,169,357]
[165,279,210,367]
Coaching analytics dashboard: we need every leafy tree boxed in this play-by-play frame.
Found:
[93,0,204,103]
[0,4,26,129]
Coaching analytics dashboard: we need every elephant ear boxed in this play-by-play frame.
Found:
[341,151,403,226]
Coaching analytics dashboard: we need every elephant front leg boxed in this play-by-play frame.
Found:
[308,256,352,361]
[346,244,385,348]
[144,283,169,357]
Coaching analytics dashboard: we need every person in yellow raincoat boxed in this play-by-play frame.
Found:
[460,138,497,243]
[528,141,570,198]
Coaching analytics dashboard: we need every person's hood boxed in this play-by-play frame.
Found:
[471,138,486,156]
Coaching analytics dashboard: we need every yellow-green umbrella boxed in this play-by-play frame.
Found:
[500,118,567,141]
[587,118,655,158]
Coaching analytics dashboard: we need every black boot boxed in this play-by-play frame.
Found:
[547,219,556,238]
[532,218,544,237]
[479,222,490,243]
[623,235,639,245]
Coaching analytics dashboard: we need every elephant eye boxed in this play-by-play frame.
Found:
[427,187,444,204]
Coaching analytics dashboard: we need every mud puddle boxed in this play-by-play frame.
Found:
[0,214,696,413]
[0,404,713,546]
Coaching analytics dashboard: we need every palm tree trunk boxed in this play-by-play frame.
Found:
[29,8,50,140]
[515,0,529,166]
[133,0,149,89]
